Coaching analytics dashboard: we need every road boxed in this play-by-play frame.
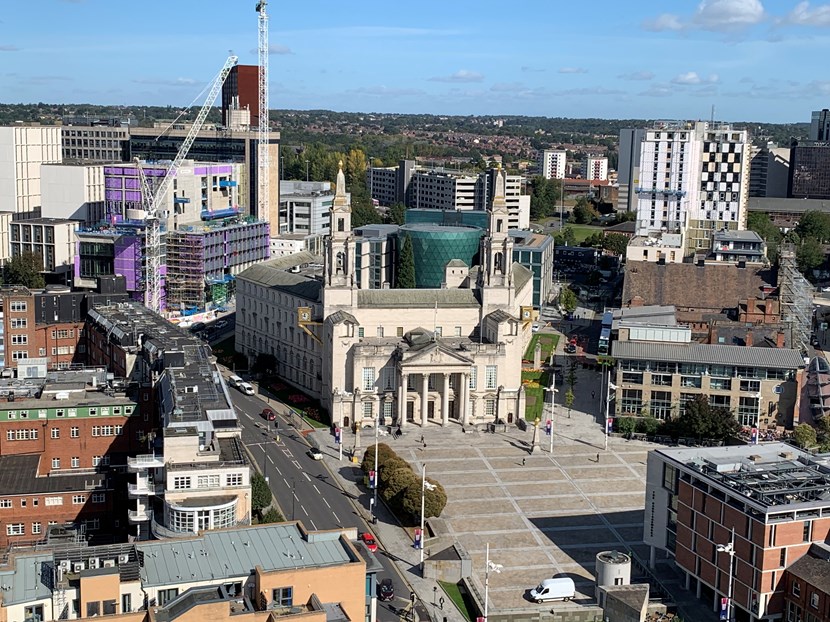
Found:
[228,387,410,622]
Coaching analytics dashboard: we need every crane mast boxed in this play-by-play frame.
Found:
[256,0,270,227]
[140,55,238,314]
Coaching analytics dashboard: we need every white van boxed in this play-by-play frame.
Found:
[529,577,575,603]
[228,375,243,388]
[237,382,255,396]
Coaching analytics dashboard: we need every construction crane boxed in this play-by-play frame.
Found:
[139,54,238,313]
[256,0,270,227]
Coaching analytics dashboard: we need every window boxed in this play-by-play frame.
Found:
[10,301,26,312]
[362,367,376,391]
[651,391,673,420]
[92,456,102,466]
[197,475,220,488]
[810,592,819,609]
[10,318,27,329]
[50,427,59,439]
[0,499,11,508]
[101,425,113,436]
[92,493,105,503]
[158,589,179,606]
[6,524,23,536]
[272,587,293,607]
[45,496,62,506]
[71,457,79,468]
[86,603,100,618]
[793,580,801,596]
[226,473,243,487]
[72,495,85,505]
[780,548,787,567]
[115,425,123,435]
[469,367,477,389]
[92,426,100,437]
[10,335,27,345]
[455,326,462,337]
[12,351,28,360]
[484,399,496,418]
[622,372,643,384]
[71,426,79,438]
[51,458,60,470]
[357,327,364,338]
[376,326,384,337]
[31,522,41,535]
[173,476,191,490]
[485,365,497,389]
[804,521,812,542]
[621,389,643,414]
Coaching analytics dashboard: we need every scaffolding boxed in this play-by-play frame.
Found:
[779,243,813,353]
[166,231,206,310]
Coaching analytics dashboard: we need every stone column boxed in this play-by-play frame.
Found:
[398,372,408,428]
[460,373,469,425]
[441,373,450,427]
[420,373,429,426]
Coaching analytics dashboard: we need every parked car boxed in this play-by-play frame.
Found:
[309,447,323,461]
[189,322,206,333]
[532,322,541,333]
[359,532,378,552]
[215,320,229,329]
[228,375,243,388]
[564,341,577,354]
[237,382,255,396]
[529,577,575,603]
[378,578,394,602]
[262,408,276,421]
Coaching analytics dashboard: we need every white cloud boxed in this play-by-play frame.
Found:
[692,0,766,30]
[558,67,588,74]
[642,13,684,31]
[671,72,720,85]
[785,2,830,26]
[0,45,19,52]
[618,70,655,81]
[429,70,484,83]
[643,0,765,32]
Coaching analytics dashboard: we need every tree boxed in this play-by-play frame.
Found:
[388,202,406,226]
[4,252,45,288]
[260,507,284,523]
[529,176,562,221]
[566,360,579,391]
[554,226,577,247]
[382,468,419,509]
[400,478,447,523]
[378,457,411,487]
[602,233,630,256]
[617,417,636,438]
[747,212,782,263]
[559,287,578,312]
[572,197,598,224]
[797,238,825,275]
[361,443,396,474]
[675,395,740,442]
[796,211,830,243]
[396,234,416,288]
[793,423,817,449]
[564,389,575,417]
[251,473,272,512]
[351,201,382,228]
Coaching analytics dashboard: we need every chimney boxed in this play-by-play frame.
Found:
[776,330,786,348]
[708,323,717,345]
[745,330,753,347]
[747,298,756,317]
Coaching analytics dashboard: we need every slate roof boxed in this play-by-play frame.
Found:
[622,262,775,311]
[612,341,805,369]
[0,553,53,605]
[513,262,533,293]
[236,254,323,303]
[357,288,480,308]
[787,545,830,595]
[138,523,354,587]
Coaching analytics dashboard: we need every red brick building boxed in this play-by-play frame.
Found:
[783,543,830,622]
[0,369,143,548]
[646,443,830,621]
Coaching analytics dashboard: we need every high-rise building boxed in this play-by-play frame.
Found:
[10,218,78,279]
[582,155,608,181]
[617,129,646,212]
[633,121,749,255]
[60,122,130,163]
[749,144,790,198]
[221,64,260,130]
[809,109,830,141]
[789,142,830,199]
[278,181,337,236]
[539,149,566,180]
[0,126,62,217]
[40,163,106,223]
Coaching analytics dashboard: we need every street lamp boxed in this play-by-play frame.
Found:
[335,390,352,461]
[605,368,618,451]
[305,159,310,182]
[717,527,736,622]
[544,386,559,453]
[371,412,380,524]
[484,542,502,622]
[419,464,437,566]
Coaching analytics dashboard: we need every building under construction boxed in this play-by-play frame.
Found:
[778,243,813,353]
[165,217,269,312]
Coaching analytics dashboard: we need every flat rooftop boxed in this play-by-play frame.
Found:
[0,454,107,495]
[612,341,804,368]
[657,443,830,510]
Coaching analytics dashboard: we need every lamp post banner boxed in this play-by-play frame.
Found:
[414,528,422,549]
[720,597,729,620]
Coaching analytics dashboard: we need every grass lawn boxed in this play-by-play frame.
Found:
[523,333,559,362]
[438,581,476,622]
[522,368,553,422]
[565,224,604,244]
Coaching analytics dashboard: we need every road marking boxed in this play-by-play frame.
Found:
[282,449,293,457]
[301,505,309,516]
[313,484,320,494]
[332,511,340,522]
[302,471,310,481]
[310,519,318,530]
[293,460,302,470]
[323,498,330,508]
[274,466,282,475]
[267,456,274,464]
[283,478,289,487]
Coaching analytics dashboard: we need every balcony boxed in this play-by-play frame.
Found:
[128,454,164,471]
[150,515,197,539]
[128,507,152,522]
[127,480,152,497]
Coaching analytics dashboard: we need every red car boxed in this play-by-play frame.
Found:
[360,532,378,552]
[262,408,276,421]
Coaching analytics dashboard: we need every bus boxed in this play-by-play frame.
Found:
[598,311,613,355]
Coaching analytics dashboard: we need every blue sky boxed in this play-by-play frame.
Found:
[1,0,828,122]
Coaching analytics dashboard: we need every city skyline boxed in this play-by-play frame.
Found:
[0,0,829,122]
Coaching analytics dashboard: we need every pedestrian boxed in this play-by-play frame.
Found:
[591,390,596,400]
[522,457,526,466]
[423,441,427,449]
[420,434,425,444]
[596,453,600,463]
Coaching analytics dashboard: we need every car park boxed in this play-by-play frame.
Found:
[378,578,394,601]
[359,532,378,552]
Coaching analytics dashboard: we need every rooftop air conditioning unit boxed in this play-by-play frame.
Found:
[73,562,85,573]
[102,559,116,568]
[118,554,130,564]
[59,560,71,572]
[88,558,100,569]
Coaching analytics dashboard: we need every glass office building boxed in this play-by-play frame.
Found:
[397,224,482,288]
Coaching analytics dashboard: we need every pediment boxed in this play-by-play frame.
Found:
[400,341,473,367]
